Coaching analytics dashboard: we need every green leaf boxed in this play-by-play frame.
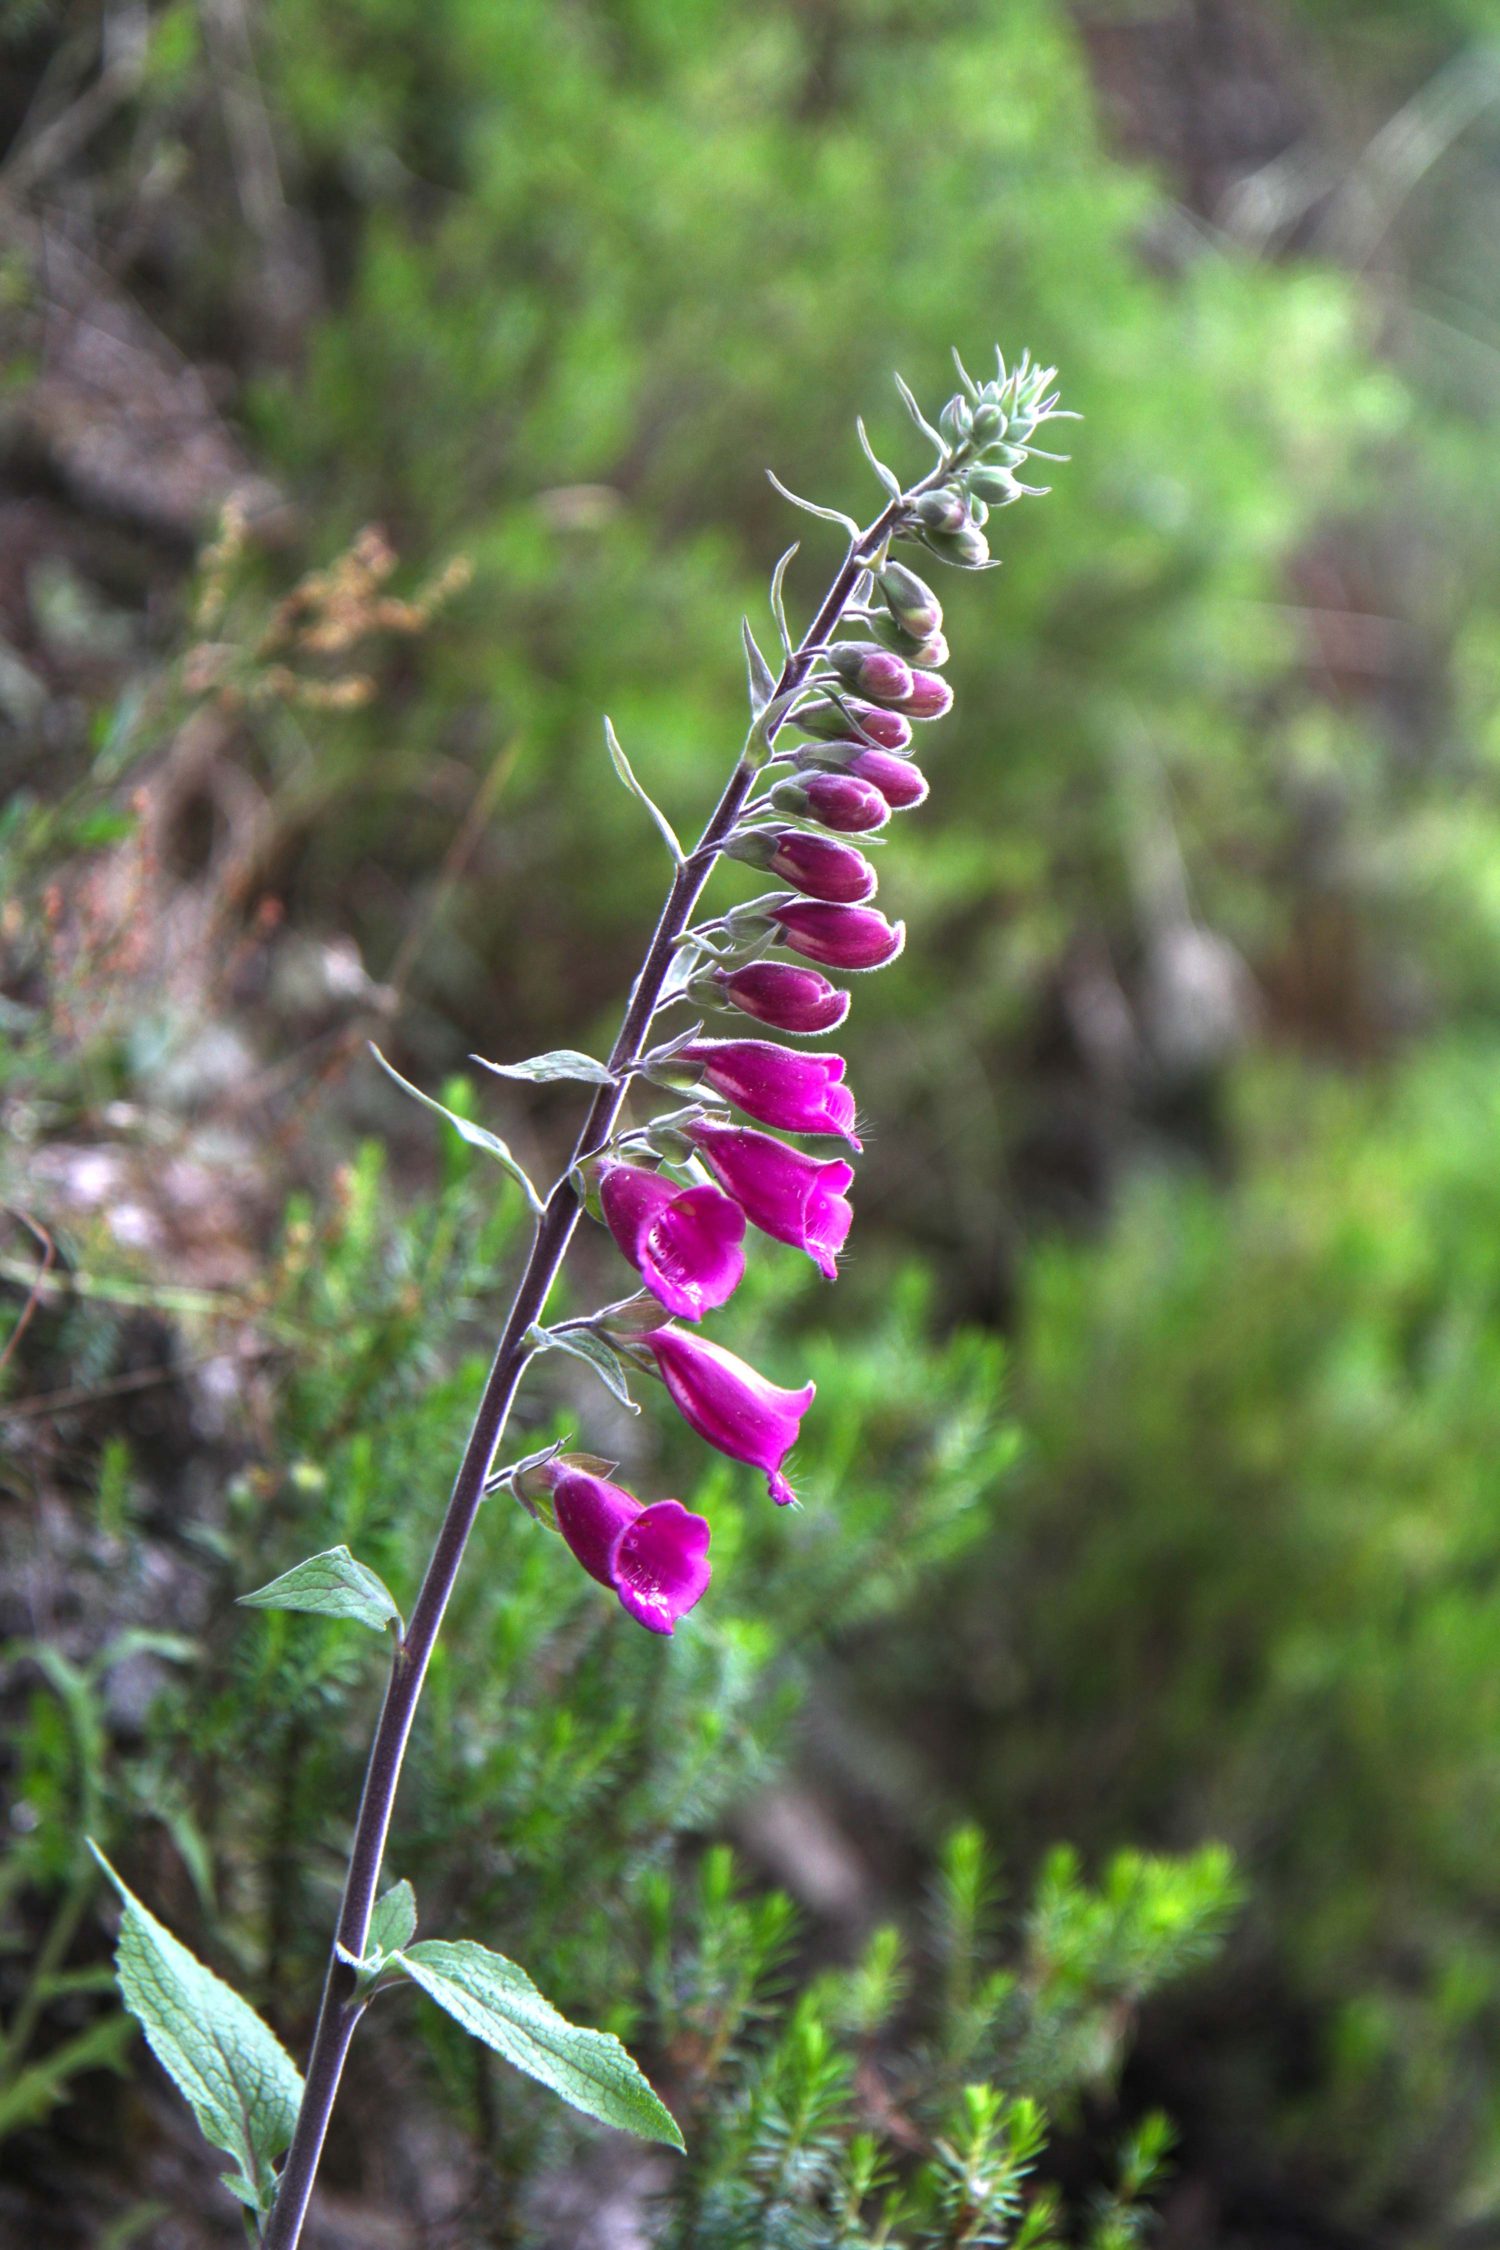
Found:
[473,1047,616,1087]
[768,542,799,660]
[894,371,947,457]
[527,1324,640,1413]
[393,1939,683,2149]
[856,416,903,501]
[89,1847,303,2214]
[369,1046,544,1216]
[765,468,860,540]
[603,718,684,866]
[368,1880,418,1959]
[742,617,778,717]
[237,1545,401,1635]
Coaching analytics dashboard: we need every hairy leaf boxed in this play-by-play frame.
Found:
[394,1939,684,2148]
[368,1880,418,1959]
[90,1848,303,2214]
[742,617,778,717]
[473,1047,616,1087]
[238,1545,401,1634]
[528,1324,640,1413]
[369,1046,544,1215]
[603,718,684,866]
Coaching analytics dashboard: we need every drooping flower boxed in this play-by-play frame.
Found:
[898,668,954,720]
[768,899,906,971]
[599,1163,745,1321]
[689,1121,854,1280]
[712,961,850,1035]
[767,830,877,905]
[544,1463,711,1635]
[838,746,929,812]
[639,1325,815,1506]
[678,1038,859,1146]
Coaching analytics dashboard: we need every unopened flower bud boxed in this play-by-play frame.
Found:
[970,401,1008,444]
[938,394,972,445]
[841,746,929,812]
[823,642,914,704]
[875,561,943,640]
[767,830,878,905]
[712,961,850,1035]
[779,769,891,833]
[913,488,969,536]
[868,613,950,667]
[923,524,990,568]
[967,464,1021,506]
[796,698,913,752]
[898,669,954,721]
[770,899,906,971]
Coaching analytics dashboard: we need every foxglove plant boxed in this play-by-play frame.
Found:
[96,347,1067,2243]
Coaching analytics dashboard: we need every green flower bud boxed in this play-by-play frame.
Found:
[913,487,970,535]
[967,464,1021,507]
[875,560,943,639]
[922,524,991,568]
[938,393,972,445]
[970,402,1008,444]
[865,611,949,666]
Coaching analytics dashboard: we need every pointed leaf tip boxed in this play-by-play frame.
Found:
[367,1879,418,1960]
[741,617,777,717]
[238,1545,401,1634]
[369,1047,544,1215]
[394,1938,684,2149]
[89,1847,303,2215]
[528,1324,640,1413]
[473,1048,616,1087]
[603,719,685,867]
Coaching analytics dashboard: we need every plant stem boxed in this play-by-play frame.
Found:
[261,490,910,2249]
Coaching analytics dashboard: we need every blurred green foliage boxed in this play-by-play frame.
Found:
[908,1046,1500,2223]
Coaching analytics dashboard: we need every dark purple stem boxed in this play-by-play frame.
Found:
[261,491,912,2249]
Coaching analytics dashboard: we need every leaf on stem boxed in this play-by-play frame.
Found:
[951,344,981,399]
[89,1847,303,2216]
[894,372,947,457]
[603,719,685,866]
[768,542,799,661]
[765,469,861,540]
[528,1324,640,1413]
[391,1939,684,2149]
[238,1546,402,1636]
[742,618,778,718]
[855,417,903,502]
[473,1048,616,1087]
[368,1881,418,1960]
[637,1019,705,1070]
[370,1046,544,1216]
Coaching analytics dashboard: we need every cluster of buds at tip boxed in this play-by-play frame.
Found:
[514,348,1063,1627]
[903,345,1064,573]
